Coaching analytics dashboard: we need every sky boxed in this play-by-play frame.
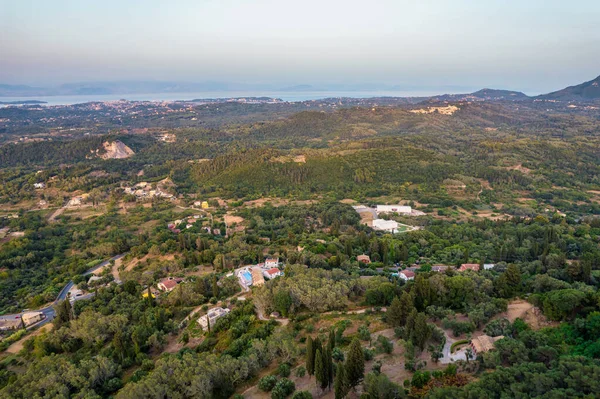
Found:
[1,0,599,94]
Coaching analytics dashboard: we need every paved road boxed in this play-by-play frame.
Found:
[0,253,127,329]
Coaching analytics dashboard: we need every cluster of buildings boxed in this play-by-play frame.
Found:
[357,254,495,280]
[236,257,282,289]
[0,311,45,331]
[353,204,426,234]
[122,182,175,200]
[167,215,203,233]
[193,201,210,209]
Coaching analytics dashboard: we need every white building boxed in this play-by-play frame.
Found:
[22,311,44,326]
[399,270,415,281]
[34,182,46,189]
[263,267,283,279]
[483,264,495,270]
[198,307,230,330]
[372,219,400,233]
[376,205,412,215]
[264,257,279,268]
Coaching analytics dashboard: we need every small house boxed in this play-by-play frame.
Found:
[431,265,450,272]
[470,334,504,357]
[198,307,230,330]
[157,277,183,292]
[399,270,415,281]
[357,254,371,264]
[459,263,480,272]
[263,268,282,279]
[264,257,279,268]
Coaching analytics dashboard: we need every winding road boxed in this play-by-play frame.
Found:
[0,253,126,329]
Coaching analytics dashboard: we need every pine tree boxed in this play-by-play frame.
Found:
[306,336,315,376]
[334,362,348,399]
[345,338,364,389]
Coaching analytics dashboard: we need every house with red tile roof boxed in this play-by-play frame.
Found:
[459,263,480,272]
[157,277,183,292]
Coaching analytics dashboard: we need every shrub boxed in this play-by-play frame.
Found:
[278,363,291,378]
[450,339,470,353]
[363,347,374,361]
[271,378,295,399]
[258,375,278,392]
[442,317,476,337]
[358,325,371,341]
[291,391,312,399]
[376,335,393,354]
[294,366,306,378]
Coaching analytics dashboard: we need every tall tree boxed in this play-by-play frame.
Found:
[315,349,327,390]
[334,363,349,399]
[328,329,336,352]
[345,338,365,389]
[54,299,72,329]
[306,336,315,376]
[387,296,403,327]
[412,312,431,351]
[326,347,334,389]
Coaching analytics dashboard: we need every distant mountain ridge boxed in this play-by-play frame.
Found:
[1,75,599,101]
[427,88,530,102]
[536,75,600,100]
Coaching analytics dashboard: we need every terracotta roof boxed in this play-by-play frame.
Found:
[401,270,415,278]
[459,263,480,271]
[159,277,183,291]
[265,267,280,276]
[471,335,503,353]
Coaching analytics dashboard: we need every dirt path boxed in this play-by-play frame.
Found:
[47,206,66,222]
[5,324,52,354]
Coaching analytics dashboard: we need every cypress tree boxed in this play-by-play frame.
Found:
[328,329,336,352]
[398,291,414,325]
[412,312,431,351]
[306,336,315,376]
[334,362,348,399]
[387,296,403,327]
[315,349,327,390]
[345,338,364,389]
[326,347,334,389]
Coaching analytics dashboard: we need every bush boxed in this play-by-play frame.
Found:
[411,371,431,388]
[376,335,393,354]
[450,339,470,353]
[291,391,312,399]
[278,363,291,378]
[258,375,278,392]
[358,325,371,341]
[271,378,295,399]
[442,317,476,337]
[484,318,512,337]
[294,366,306,378]
[363,347,374,361]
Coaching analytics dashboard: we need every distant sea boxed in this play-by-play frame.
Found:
[0,90,455,106]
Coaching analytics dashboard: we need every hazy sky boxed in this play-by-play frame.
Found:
[1,0,599,93]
